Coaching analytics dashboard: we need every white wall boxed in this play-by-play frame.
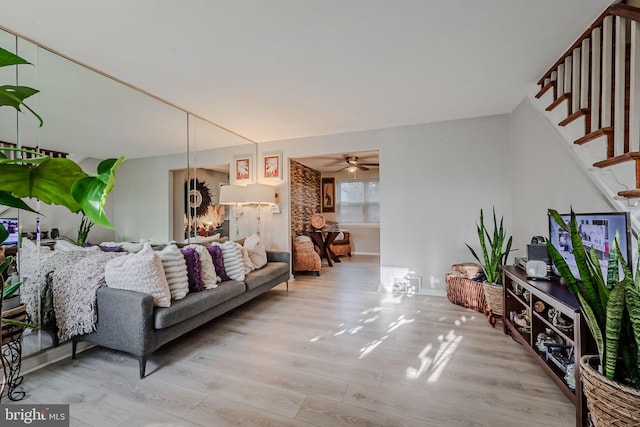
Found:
[508,97,612,256]
[259,115,511,294]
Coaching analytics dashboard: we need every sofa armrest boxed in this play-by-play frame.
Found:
[267,250,290,265]
[90,287,155,356]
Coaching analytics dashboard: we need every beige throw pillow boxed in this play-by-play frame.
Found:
[105,243,171,307]
[244,234,267,269]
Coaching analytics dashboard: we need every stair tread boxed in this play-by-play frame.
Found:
[617,189,640,198]
[559,108,590,127]
[545,93,571,112]
[535,81,555,99]
[593,152,640,168]
[574,127,613,145]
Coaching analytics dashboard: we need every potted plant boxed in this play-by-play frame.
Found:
[547,209,640,426]
[0,47,124,324]
[465,208,512,322]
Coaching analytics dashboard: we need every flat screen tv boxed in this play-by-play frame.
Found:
[0,218,19,245]
[548,211,632,281]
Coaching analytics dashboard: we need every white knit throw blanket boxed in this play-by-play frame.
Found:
[52,251,124,341]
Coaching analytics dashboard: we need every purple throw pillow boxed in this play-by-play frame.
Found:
[99,245,124,252]
[207,245,230,282]
[181,247,204,292]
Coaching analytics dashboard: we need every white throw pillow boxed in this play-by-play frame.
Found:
[220,241,245,281]
[105,243,171,307]
[244,234,268,269]
[186,244,220,289]
[156,244,189,300]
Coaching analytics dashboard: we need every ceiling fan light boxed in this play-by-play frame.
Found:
[347,165,358,173]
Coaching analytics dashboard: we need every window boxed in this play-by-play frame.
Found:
[337,179,379,223]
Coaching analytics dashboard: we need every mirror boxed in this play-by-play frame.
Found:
[0,28,255,357]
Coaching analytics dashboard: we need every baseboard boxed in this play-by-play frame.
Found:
[21,341,94,375]
[352,251,380,256]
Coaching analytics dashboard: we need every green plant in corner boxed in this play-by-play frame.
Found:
[547,209,640,387]
[465,207,513,284]
[0,46,124,325]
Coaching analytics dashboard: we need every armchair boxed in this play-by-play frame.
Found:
[293,236,321,275]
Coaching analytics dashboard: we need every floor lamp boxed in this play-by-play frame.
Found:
[244,183,275,237]
[219,185,246,240]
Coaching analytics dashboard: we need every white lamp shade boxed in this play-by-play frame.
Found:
[219,185,246,205]
[245,183,275,204]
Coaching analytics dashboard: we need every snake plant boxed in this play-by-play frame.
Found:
[465,207,513,284]
[547,209,640,386]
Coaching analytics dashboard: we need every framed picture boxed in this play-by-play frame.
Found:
[234,154,253,182]
[322,177,335,213]
[263,151,282,179]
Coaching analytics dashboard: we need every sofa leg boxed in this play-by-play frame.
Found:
[286,281,289,291]
[72,338,78,359]
[139,356,147,379]
[315,271,320,276]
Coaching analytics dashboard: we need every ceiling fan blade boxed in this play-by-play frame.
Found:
[358,163,379,167]
[356,164,370,171]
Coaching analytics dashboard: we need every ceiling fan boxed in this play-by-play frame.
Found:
[342,155,379,172]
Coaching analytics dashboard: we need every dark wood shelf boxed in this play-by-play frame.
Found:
[503,266,593,427]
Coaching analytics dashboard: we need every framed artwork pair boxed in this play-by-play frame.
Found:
[234,152,283,182]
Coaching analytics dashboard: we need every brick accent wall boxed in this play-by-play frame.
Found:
[290,159,321,237]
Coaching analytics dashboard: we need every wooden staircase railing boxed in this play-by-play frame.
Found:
[536,3,640,198]
[0,141,68,161]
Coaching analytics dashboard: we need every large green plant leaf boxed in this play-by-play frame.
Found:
[0,159,85,213]
[605,281,625,379]
[0,46,30,67]
[0,47,43,126]
[71,156,124,229]
[547,239,605,360]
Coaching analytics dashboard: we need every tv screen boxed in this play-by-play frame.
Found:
[0,218,19,245]
[548,211,632,280]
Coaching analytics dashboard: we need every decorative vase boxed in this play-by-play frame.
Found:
[579,355,640,426]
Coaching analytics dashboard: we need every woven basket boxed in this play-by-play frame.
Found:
[482,282,503,317]
[1,303,27,346]
[580,355,640,426]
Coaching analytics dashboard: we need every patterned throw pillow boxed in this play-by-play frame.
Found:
[181,247,204,292]
[186,244,220,289]
[220,241,245,282]
[207,245,230,282]
[105,243,171,307]
[157,244,189,300]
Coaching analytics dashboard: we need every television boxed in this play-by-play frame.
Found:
[0,218,19,245]
[548,211,632,280]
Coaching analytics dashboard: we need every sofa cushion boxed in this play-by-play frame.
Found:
[220,241,245,281]
[105,243,172,307]
[156,244,190,300]
[181,247,204,292]
[207,245,230,281]
[244,261,290,291]
[244,234,268,269]
[153,281,246,329]
[186,244,220,289]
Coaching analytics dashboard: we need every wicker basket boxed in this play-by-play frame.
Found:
[482,282,503,317]
[580,355,640,426]
[1,303,27,346]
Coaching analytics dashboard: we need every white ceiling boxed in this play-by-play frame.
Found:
[0,0,614,144]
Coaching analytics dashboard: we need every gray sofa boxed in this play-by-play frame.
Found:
[72,250,290,378]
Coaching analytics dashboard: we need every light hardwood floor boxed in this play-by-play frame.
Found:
[16,255,575,426]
